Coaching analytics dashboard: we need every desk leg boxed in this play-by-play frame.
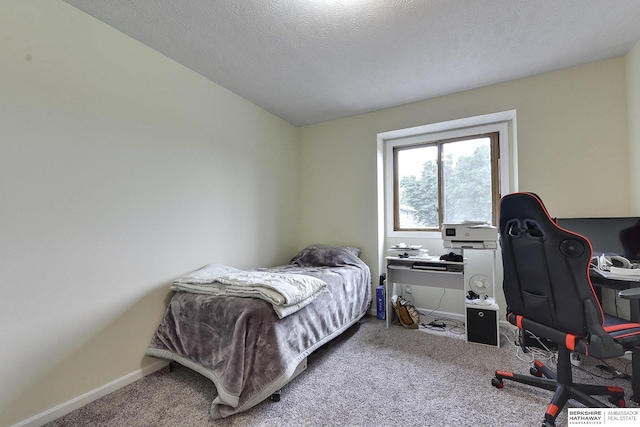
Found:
[385,270,392,328]
[631,295,640,323]
[633,348,640,404]
[385,269,401,328]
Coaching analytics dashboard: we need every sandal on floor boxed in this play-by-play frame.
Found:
[391,295,420,329]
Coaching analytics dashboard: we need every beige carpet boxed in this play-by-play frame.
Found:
[45,315,637,427]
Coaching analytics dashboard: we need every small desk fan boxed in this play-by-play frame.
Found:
[469,274,492,305]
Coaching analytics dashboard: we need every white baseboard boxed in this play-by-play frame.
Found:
[11,360,168,427]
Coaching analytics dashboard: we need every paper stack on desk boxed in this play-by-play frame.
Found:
[387,244,428,258]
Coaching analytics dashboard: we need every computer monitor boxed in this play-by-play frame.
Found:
[556,217,640,262]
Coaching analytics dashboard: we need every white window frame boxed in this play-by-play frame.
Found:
[379,111,518,239]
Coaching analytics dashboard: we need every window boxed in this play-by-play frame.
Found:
[393,132,499,231]
[380,112,517,238]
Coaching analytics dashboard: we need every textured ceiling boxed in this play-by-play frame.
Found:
[63,0,640,126]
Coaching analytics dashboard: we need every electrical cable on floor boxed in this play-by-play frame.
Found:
[572,362,619,381]
[500,324,518,344]
[424,288,446,318]
[417,303,465,335]
[592,358,633,381]
[418,289,461,332]
[419,316,465,335]
[444,318,466,335]
[420,321,446,331]
[509,330,557,364]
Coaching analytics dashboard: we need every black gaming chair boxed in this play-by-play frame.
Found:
[492,192,640,427]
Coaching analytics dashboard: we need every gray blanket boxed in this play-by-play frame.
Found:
[170,263,329,318]
[146,245,371,419]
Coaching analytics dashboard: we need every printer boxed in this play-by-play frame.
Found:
[442,222,498,249]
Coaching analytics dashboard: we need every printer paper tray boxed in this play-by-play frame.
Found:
[444,241,497,249]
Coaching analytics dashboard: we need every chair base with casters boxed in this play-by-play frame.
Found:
[492,346,625,427]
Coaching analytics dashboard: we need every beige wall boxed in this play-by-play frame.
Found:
[299,57,630,316]
[0,1,299,426]
[628,40,640,213]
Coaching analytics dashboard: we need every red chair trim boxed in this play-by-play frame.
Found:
[609,331,640,340]
[604,323,640,333]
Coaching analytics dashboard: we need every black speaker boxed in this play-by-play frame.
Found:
[466,305,499,347]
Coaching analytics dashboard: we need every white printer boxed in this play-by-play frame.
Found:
[442,222,498,249]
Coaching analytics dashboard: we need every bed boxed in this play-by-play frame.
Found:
[146,244,372,419]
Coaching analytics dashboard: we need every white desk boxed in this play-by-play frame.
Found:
[385,256,465,328]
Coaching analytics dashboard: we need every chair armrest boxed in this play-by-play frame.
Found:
[618,287,640,300]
